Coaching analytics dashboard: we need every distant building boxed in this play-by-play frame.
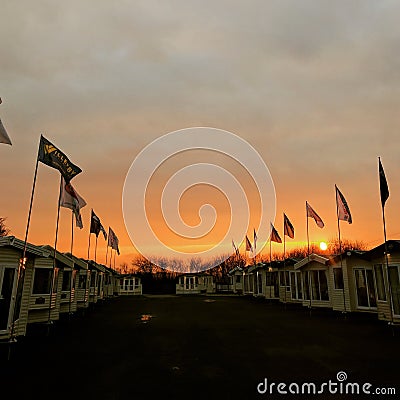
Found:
[119,274,142,295]
[176,273,215,295]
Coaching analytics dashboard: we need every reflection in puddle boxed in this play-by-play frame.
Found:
[140,314,153,323]
[203,299,216,303]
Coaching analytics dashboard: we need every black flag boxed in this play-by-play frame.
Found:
[38,135,82,182]
[379,157,389,208]
[90,209,107,240]
[283,213,295,239]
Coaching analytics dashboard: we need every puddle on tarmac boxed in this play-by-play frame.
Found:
[140,314,154,323]
[203,299,216,303]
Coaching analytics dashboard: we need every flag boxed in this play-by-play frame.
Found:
[283,213,295,239]
[38,135,82,182]
[245,235,253,252]
[232,239,239,256]
[270,223,282,243]
[253,228,258,251]
[379,157,389,208]
[108,227,120,255]
[306,202,324,228]
[60,177,86,228]
[90,209,107,240]
[0,118,12,145]
[335,185,352,224]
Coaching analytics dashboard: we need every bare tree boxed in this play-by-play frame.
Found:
[0,217,10,237]
[327,237,367,255]
[131,255,155,274]
[119,262,129,274]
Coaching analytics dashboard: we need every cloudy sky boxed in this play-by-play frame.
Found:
[1,0,400,266]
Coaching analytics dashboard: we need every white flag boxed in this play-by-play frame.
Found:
[335,185,352,224]
[0,119,12,145]
[60,177,87,228]
[306,202,324,228]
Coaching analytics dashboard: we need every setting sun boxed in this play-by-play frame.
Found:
[319,241,328,251]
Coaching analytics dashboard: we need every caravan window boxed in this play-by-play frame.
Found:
[310,270,329,301]
[32,268,52,294]
[62,271,72,292]
[333,268,344,290]
[373,264,386,301]
[78,274,87,289]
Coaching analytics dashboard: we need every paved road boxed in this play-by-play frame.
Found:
[1,295,399,399]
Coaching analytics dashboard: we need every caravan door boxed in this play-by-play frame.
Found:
[0,266,17,334]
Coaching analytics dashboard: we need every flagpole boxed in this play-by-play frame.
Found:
[69,210,74,317]
[10,143,41,345]
[306,202,310,259]
[113,248,116,270]
[22,148,40,261]
[269,224,272,264]
[94,235,98,264]
[335,186,347,314]
[105,243,109,265]
[306,201,312,311]
[283,214,287,304]
[254,230,257,266]
[378,157,395,331]
[47,176,63,330]
[381,196,394,327]
[87,233,91,260]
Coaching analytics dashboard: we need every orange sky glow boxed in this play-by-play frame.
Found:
[1,2,400,269]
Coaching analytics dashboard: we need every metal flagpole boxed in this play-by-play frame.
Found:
[8,140,41,357]
[335,187,347,315]
[109,248,113,269]
[87,209,92,260]
[47,176,63,333]
[94,235,98,264]
[382,201,394,328]
[269,227,272,300]
[254,230,257,266]
[378,157,395,333]
[113,248,116,270]
[87,231,91,260]
[105,242,109,265]
[283,214,287,305]
[9,146,40,346]
[306,202,312,311]
[68,210,74,317]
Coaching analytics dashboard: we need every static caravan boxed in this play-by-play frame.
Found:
[119,274,142,295]
[176,273,215,295]
[243,265,255,296]
[276,258,300,304]
[263,261,280,300]
[26,245,72,325]
[63,253,89,311]
[87,260,106,305]
[228,266,244,294]
[0,236,49,340]
[362,241,400,324]
[294,254,332,309]
[250,263,267,298]
[113,270,121,296]
[327,250,371,314]
[103,266,119,299]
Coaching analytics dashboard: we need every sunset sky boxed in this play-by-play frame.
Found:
[1,1,400,268]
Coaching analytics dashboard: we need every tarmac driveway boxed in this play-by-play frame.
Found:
[1,295,399,399]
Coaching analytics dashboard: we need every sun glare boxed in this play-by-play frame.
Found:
[319,241,328,251]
